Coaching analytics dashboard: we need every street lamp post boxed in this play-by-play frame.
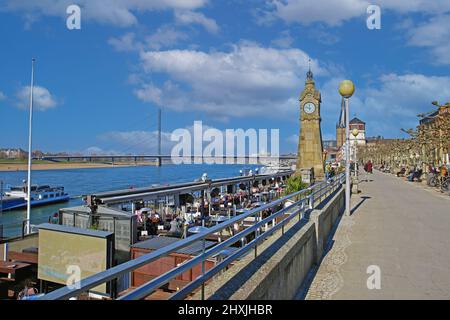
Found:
[26,58,36,235]
[351,128,360,194]
[339,80,355,216]
[352,128,359,170]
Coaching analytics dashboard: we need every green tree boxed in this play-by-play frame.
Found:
[285,176,308,195]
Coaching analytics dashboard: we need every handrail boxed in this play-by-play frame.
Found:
[98,170,294,204]
[38,173,344,300]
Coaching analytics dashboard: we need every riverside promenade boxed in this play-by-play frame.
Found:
[305,170,450,300]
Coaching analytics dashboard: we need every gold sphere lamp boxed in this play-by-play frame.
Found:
[339,80,355,98]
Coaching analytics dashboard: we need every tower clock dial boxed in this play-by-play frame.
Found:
[303,102,316,114]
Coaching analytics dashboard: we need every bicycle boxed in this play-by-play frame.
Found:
[427,173,440,187]
[429,173,449,192]
[441,176,449,193]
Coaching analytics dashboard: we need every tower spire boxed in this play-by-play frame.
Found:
[338,97,346,128]
[306,58,313,81]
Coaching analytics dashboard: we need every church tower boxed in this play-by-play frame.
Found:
[296,67,325,180]
[336,97,346,148]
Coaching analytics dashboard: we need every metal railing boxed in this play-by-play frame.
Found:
[0,218,46,241]
[39,173,345,300]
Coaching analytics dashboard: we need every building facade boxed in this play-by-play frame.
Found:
[418,103,450,165]
[349,117,367,146]
[0,148,27,159]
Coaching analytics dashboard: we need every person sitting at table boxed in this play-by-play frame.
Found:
[145,212,160,236]
[18,281,39,300]
[408,166,423,182]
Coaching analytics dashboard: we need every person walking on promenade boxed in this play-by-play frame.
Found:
[366,160,373,174]
[427,164,437,186]
[325,162,331,180]
[440,164,448,183]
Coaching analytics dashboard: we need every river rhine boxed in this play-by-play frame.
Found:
[0,164,259,238]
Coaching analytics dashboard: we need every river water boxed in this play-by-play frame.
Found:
[0,164,259,238]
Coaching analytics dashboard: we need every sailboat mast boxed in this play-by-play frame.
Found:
[26,58,36,235]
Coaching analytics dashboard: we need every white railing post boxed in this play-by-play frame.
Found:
[308,194,314,210]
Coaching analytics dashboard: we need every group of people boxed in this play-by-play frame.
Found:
[134,208,161,236]
[427,163,449,185]
[324,160,373,180]
[428,164,448,176]
[407,165,423,182]
[392,162,448,184]
[325,163,336,180]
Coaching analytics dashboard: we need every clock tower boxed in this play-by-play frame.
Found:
[296,68,325,180]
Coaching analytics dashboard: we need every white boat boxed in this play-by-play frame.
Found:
[1,183,70,211]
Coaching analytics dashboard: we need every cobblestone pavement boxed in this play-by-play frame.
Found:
[306,170,450,300]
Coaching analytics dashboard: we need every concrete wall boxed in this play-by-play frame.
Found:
[195,186,345,300]
[310,187,345,262]
[234,222,317,300]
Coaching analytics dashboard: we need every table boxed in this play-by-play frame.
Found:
[7,251,38,265]
[0,261,31,278]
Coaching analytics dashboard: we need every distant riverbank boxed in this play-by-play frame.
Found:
[0,161,158,172]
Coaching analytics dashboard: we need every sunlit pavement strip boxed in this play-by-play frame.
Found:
[306,170,450,300]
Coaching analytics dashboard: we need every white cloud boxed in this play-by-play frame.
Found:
[2,0,208,27]
[268,0,370,26]
[15,85,58,111]
[319,73,450,138]
[99,130,175,154]
[135,42,327,120]
[174,10,219,33]
[362,73,450,126]
[97,122,277,155]
[271,30,294,48]
[309,27,340,45]
[265,0,450,26]
[83,146,120,155]
[109,26,188,52]
[146,25,188,50]
[406,14,450,65]
[0,91,6,101]
[377,0,450,14]
[108,32,143,52]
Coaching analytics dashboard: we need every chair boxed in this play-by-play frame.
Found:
[396,168,406,177]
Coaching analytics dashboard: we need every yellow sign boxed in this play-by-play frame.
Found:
[38,228,109,293]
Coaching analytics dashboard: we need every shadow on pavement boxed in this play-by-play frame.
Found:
[350,196,371,216]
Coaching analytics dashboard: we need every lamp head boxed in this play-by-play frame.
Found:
[339,80,355,98]
[351,128,359,137]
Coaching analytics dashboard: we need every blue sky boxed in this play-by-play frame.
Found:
[1,0,450,154]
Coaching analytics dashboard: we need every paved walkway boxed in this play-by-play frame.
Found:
[306,170,450,299]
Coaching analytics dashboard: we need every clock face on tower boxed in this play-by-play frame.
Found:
[303,102,316,114]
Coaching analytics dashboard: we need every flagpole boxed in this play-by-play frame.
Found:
[26,58,36,235]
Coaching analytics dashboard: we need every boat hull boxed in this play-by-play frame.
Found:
[0,195,70,211]
[0,197,26,211]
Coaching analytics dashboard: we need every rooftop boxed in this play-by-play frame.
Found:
[349,117,365,124]
[132,236,216,256]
